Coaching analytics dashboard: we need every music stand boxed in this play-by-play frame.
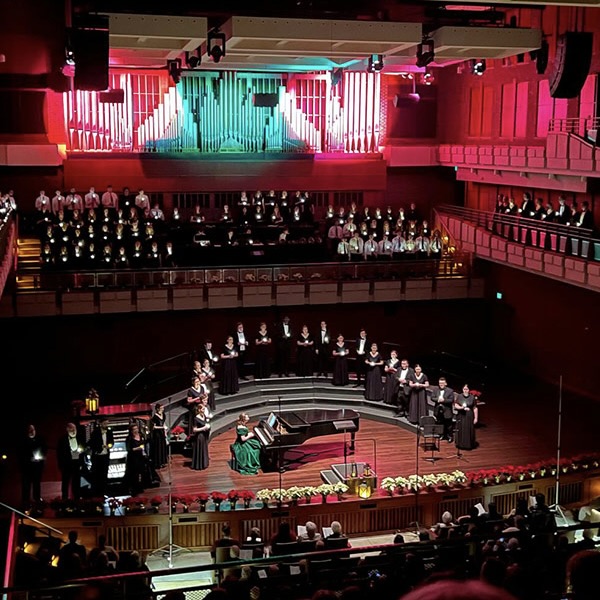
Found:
[419,416,443,463]
[149,400,190,567]
[449,439,470,463]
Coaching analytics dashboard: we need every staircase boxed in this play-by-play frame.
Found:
[16,237,41,291]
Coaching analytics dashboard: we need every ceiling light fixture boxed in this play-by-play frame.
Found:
[416,39,435,68]
[367,54,384,73]
[185,50,200,69]
[167,58,182,84]
[208,30,226,64]
[471,59,486,76]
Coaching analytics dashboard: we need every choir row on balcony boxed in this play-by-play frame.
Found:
[497,193,595,231]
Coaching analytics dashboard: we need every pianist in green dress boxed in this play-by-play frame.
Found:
[231,413,262,475]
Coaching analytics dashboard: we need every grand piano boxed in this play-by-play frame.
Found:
[253,408,360,472]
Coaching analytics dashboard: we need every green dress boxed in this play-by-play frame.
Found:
[232,425,262,475]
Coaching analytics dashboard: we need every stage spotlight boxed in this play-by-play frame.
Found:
[208,30,226,63]
[471,59,486,76]
[185,50,200,69]
[167,58,182,84]
[367,54,384,73]
[416,39,435,68]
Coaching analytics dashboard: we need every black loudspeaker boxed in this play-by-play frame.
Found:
[253,93,278,107]
[72,16,109,91]
[99,89,125,104]
[549,32,593,99]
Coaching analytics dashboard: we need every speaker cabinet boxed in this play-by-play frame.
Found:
[253,93,278,108]
[72,16,109,91]
[549,32,593,99]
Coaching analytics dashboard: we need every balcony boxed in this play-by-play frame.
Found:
[435,205,600,293]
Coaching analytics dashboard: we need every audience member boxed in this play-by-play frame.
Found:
[210,524,241,559]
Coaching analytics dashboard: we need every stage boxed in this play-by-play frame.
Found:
[37,377,600,506]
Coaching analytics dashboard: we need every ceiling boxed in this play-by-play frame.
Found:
[107,12,542,73]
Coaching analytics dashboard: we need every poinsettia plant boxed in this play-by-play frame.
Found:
[227,489,240,501]
[239,490,255,500]
[211,491,227,502]
[179,494,195,507]
[150,495,163,507]
[195,492,210,503]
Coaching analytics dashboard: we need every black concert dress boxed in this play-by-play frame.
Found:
[150,413,168,469]
[407,372,429,424]
[455,393,476,450]
[125,435,147,496]
[383,359,400,405]
[254,334,272,379]
[191,412,210,470]
[296,333,314,376]
[220,346,240,395]
[332,343,349,386]
[364,353,384,401]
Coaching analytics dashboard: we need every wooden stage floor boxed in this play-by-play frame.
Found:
[33,379,600,503]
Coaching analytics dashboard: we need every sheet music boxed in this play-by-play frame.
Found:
[322,527,333,538]
[297,525,307,537]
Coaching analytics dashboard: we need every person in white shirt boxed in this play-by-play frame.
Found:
[51,190,65,215]
[101,185,119,210]
[349,231,364,261]
[150,203,165,221]
[35,190,50,214]
[327,223,343,256]
[342,217,356,239]
[363,233,378,260]
[378,234,393,259]
[337,238,350,261]
[84,187,99,210]
[65,188,83,213]
[135,189,149,213]
[392,232,406,259]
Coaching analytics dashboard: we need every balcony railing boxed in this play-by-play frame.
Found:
[548,116,600,141]
[33,256,471,292]
[435,205,598,261]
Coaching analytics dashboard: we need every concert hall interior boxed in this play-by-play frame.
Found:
[1,0,600,598]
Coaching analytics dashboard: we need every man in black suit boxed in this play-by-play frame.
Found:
[276,316,293,376]
[198,339,219,367]
[397,359,414,417]
[353,328,369,387]
[575,201,594,230]
[432,377,455,442]
[57,423,86,500]
[88,418,114,497]
[315,320,332,377]
[555,195,571,225]
[520,192,535,219]
[19,424,46,509]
